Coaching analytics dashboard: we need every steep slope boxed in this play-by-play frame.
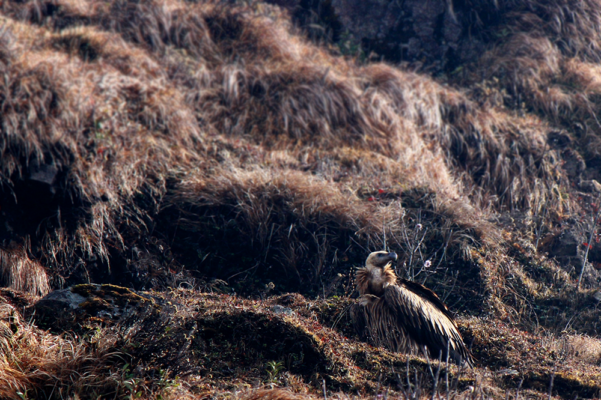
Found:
[0,0,600,398]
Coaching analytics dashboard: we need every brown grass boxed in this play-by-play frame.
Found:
[457,0,601,171]
[0,0,600,398]
[0,247,49,296]
[244,389,308,400]
[0,12,202,284]
[0,296,122,399]
[0,0,511,293]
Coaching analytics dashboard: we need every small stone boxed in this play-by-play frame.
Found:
[29,164,58,186]
[271,305,294,316]
[580,179,601,193]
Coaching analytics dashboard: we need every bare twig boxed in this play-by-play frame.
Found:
[445,340,450,400]
[578,197,601,288]
[534,205,548,252]
[431,351,443,400]
[548,365,556,400]
[516,377,523,400]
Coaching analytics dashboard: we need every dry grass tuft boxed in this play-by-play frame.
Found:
[361,63,565,212]
[458,0,601,173]
[547,333,601,366]
[162,166,489,298]
[0,12,203,284]
[0,297,122,399]
[243,389,308,400]
[0,247,49,296]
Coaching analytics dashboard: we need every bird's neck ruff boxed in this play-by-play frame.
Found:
[356,262,397,297]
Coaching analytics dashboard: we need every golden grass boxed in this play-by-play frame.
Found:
[547,333,601,365]
[0,247,49,296]
[0,297,121,399]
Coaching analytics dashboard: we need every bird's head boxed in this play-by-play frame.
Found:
[365,251,398,270]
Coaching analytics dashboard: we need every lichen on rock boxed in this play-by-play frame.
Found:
[33,283,171,331]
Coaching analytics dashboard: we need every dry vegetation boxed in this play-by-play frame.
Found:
[0,0,601,398]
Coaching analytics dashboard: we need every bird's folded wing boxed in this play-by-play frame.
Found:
[384,283,465,355]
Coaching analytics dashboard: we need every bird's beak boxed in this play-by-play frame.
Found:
[388,252,398,261]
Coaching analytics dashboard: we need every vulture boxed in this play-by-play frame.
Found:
[351,251,473,366]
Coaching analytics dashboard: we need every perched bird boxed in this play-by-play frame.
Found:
[351,250,473,366]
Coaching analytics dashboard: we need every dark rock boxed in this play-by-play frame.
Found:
[29,163,58,187]
[331,0,404,44]
[547,131,573,148]
[579,180,601,193]
[561,148,586,182]
[23,161,60,197]
[544,229,585,270]
[32,283,173,331]
[36,287,87,311]
[271,304,294,315]
[550,230,579,256]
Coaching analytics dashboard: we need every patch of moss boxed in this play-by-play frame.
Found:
[72,284,151,304]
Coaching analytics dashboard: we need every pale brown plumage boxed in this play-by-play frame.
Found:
[351,251,474,366]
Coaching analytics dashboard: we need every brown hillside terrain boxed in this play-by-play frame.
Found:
[0,0,601,398]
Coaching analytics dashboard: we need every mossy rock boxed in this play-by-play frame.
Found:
[32,283,173,332]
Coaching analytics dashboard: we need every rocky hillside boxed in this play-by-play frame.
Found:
[1,0,601,398]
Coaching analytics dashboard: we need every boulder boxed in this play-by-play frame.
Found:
[32,283,173,331]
